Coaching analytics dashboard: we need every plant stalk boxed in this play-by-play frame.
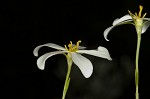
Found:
[135,33,141,99]
[62,54,72,99]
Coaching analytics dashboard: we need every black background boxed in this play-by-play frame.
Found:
[1,0,150,99]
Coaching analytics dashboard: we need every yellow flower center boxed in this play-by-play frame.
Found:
[128,5,147,19]
[64,40,81,52]
[128,5,147,34]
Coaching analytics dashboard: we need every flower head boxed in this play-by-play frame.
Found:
[64,40,81,52]
[104,5,150,41]
[33,40,112,78]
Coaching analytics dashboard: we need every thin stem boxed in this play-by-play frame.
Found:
[62,54,72,99]
[135,33,141,99]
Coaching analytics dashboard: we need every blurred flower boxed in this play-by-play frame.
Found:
[33,40,112,78]
[104,5,150,41]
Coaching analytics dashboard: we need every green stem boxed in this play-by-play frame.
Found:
[135,33,141,99]
[62,54,72,99]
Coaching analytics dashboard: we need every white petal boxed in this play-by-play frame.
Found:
[103,15,133,41]
[77,47,112,60]
[142,21,150,34]
[37,51,67,70]
[98,46,112,60]
[143,18,150,21]
[113,14,132,25]
[71,52,93,78]
[104,20,133,41]
[104,26,114,41]
[33,43,66,56]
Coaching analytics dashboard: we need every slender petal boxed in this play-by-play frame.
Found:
[104,26,114,41]
[143,18,150,21]
[71,52,93,78]
[77,48,112,60]
[33,43,66,56]
[113,14,132,25]
[37,51,67,70]
[142,21,150,33]
[104,19,133,41]
[98,46,112,60]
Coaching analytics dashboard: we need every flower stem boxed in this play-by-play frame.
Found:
[135,33,141,99]
[62,54,72,99]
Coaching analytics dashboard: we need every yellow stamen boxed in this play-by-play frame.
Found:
[138,5,143,18]
[64,40,81,52]
[128,10,135,17]
[142,13,147,18]
[135,13,138,16]
[64,45,68,50]
[128,5,146,19]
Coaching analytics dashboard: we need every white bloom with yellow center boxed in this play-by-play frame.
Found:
[104,5,150,41]
[33,40,112,78]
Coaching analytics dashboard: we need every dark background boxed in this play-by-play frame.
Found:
[1,0,150,99]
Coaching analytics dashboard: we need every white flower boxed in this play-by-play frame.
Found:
[104,5,150,41]
[33,40,112,78]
